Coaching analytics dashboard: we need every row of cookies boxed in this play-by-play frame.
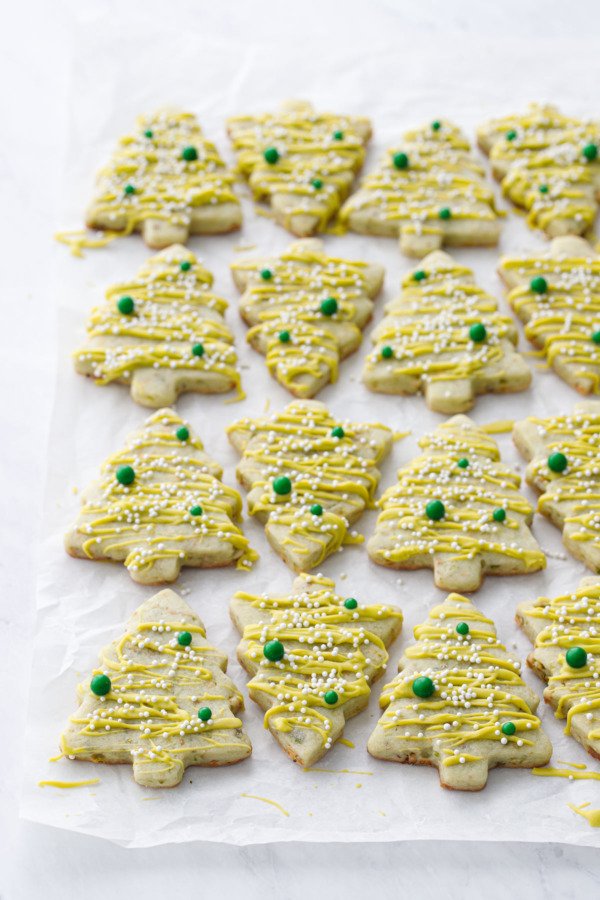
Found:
[57,101,600,257]
[61,567,600,792]
[73,238,600,409]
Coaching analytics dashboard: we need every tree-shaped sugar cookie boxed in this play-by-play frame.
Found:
[74,244,242,407]
[477,104,600,238]
[517,576,600,761]
[65,408,257,584]
[340,119,501,257]
[513,402,600,571]
[231,238,384,398]
[367,415,545,591]
[368,591,552,790]
[57,108,241,255]
[61,589,251,788]
[231,573,402,766]
[499,236,600,395]
[227,399,394,572]
[227,99,370,236]
[363,250,530,413]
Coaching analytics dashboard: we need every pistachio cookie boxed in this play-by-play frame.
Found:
[227,399,394,572]
[231,238,384,397]
[61,589,251,788]
[65,409,257,584]
[499,236,600,395]
[513,402,600,571]
[227,99,370,235]
[368,415,545,591]
[478,103,600,238]
[363,250,530,412]
[58,108,241,255]
[340,118,501,257]
[517,576,600,761]
[74,244,242,406]
[231,573,402,766]
[368,591,552,790]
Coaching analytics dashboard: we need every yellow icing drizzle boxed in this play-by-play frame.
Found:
[340,120,500,233]
[232,244,372,397]
[241,794,290,816]
[227,402,391,569]
[62,605,250,781]
[57,109,239,255]
[533,767,600,780]
[235,582,401,755]
[525,411,600,556]
[569,802,600,826]
[501,253,600,393]
[70,408,257,579]
[377,595,543,766]
[478,105,600,236]
[74,246,243,400]
[373,419,545,571]
[38,779,99,788]
[364,260,520,389]
[228,103,369,232]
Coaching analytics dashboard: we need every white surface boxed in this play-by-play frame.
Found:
[4,0,600,895]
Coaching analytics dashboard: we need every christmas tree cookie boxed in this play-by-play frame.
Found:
[64,408,257,584]
[368,591,552,790]
[367,415,545,591]
[227,99,370,236]
[513,402,600,572]
[517,576,600,761]
[363,250,531,413]
[74,244,242,407]
[57,108,241,255]
[231,238,384,398]
[499,236,600,395]
[477,103,600,238]
[61,589,252,788]
[227,399,394,572]
[340,119,501,257]
[230,573,403,766]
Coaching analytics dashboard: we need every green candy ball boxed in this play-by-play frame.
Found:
[180,260,191,272]
[583,143,598,161]
[117,295,134,315]
[592,330,600,344]
[381,345,393,359]
[539,184,549,194]
[178,631,192,646]
[324,690,339,704]
[331,426,345,439]
[566,646,587,668]
[493,507,506,522]
[413,270,427,282]
[90,674,111,696]
[144,130,154,139]
[273,476,292,495]
[264,147,279,164]
[124,184,135,195]
[469,322,487,342]
[182,146,198,162]
[439,207,451,220]
[501,721,516,736]
[261,268,272,281]
[426,500,445,520]
[279,330,290,343]
[310,504,323,516]
[333,130,344,140]
[456,622,469,636]
[431,121,441,131]
[312,178,323,189]
[548,451,567,473]
[192,343,204,357]
[320,297,338,316]
[457,458,469,468]
[531,276,548,294]
[412,676,435,698]
[344,597,358,610]
[190,506,203,516]
[393,152,409,169]
[198,707,212,721]
[176,426,190,441]
[506,130,517,141]
[263,639,284,662]
[116,465,135,486]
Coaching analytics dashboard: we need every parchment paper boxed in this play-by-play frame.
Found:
[19,21,600,846]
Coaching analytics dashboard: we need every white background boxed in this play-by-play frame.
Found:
[3,0,600,896]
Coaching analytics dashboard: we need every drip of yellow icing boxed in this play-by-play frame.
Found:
[337,738,355,748]
[569,802,600,826]
[533,767,600,780]
[241,793,290,816]
[304,768,373,775]
[38,779,99,788]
